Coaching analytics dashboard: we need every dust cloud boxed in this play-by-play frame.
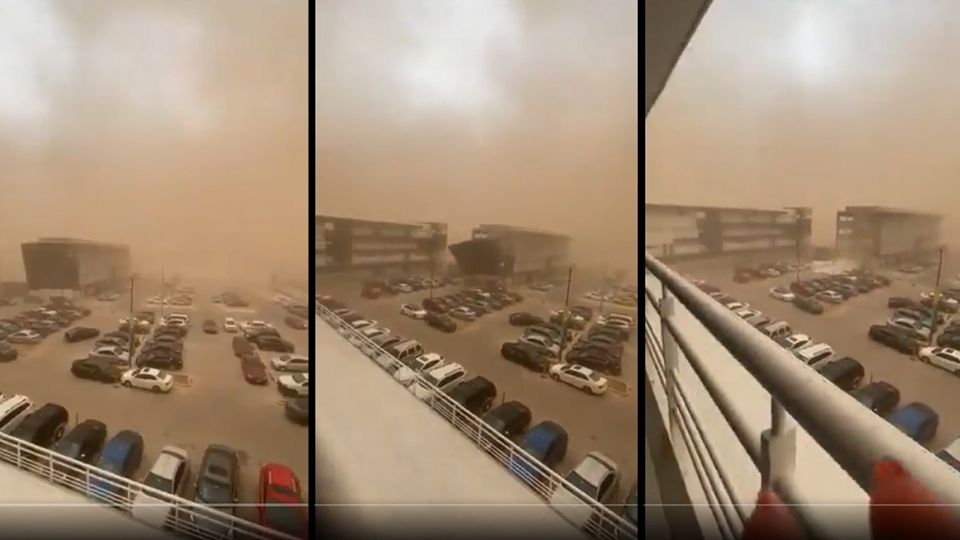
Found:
[646,0,960,246]
[317,0,639,273]
[0,0,307,284]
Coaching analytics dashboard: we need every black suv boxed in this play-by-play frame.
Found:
[11,403,69,447]
[850,381,901,417]
[72,358,125,382]
[446,376,497,415]
[425,313,457,333]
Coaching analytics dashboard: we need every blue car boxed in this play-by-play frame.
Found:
[91,430,144,502]
[888,402,939,444]
[508,420,568,485]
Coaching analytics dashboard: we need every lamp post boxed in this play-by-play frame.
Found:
[929,246,945,346]
[558,266,574,363]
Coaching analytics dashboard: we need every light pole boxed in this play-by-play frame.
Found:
[128,275,136,367]
[929,246,945,346]
[558,266,574,363]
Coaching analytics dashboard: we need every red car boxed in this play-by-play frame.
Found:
[258,463,307,538]
[241,354,268,385]
[284,316,308,330]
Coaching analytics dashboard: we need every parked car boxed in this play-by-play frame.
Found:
[549,452,621,527]
[509,312,544,326]
[72,358,125,383]
[241,355,269,385]
[549,364,608,395]
[408,362,468,400]
[277,374,309,397]
[815,357,865,391]
[816,290,844,304]
[508,420,569,485]
[793,296,824,314]
[868,325,920,355]
[482,401,532,440]
[10,403,69,447]
[120,368,174,393]
[792,343,834,367]
[851,381,901,416]
[446,376,497,415]
[91,430,145,501]
[400,303,428,319]
[52,419,107,477]
[887,402,939,444]
[425,312,457,333]
[192,445,240,536]
[0,343,18,362]
[393,353,447,385]
[918,347,960,376]
[500,342,551,372]
[257,464,308,538]
[7,329,42,344]
[64,327,101,343]
[131,446,191,528]
[284,397,309,425]
[886,317,931,339]
[769,287,795,302]
[271,354,310,372]
[256,335,295,353]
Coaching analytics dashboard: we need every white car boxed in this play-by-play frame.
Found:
[132,446,191,528]
[584,291,606,301]
[271,354,310,372]
[395,283,414,293]
[7,330,42,344]
[448,307,477,321]
[817,290,844,304]
[762,268,781,277]
[223,317,238,333]
[724,301,749,311]
[779,333,812,351]
[240,320,272,333]
[919,347,960,375]
[121,368,174,393]
[393,353,447,385]
[348,326,389,346]
[90,346,130,362]
[549,364,608,395]
[769,287,795,302]
[351,319,377,330]
[886,317,931,338]
[409,363,467,400]
[520,334,560,358]
[734,308,761,320]
[400,304,428,319]
[147,296,163,305]
[793,343,835,367]
[277,373,309,396]
[549,452,621,527]
[272,294,292,306]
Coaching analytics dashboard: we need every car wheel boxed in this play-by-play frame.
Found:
[152,386,162,392]
[54,424,65,440]
[581,385,592,394]
[123,380,132,387]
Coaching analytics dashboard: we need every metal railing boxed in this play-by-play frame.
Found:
[0,432,301,540]
[318,304,639,540]
[644,251,960,538]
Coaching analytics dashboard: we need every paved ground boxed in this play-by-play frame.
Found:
[675,260,960,452]
[327,282,639,504]
[0,281,308,522]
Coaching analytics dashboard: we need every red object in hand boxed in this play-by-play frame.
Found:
[869,459,960,540]
[743,489,806,540]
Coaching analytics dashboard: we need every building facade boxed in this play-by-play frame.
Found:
[645,204,812,262]
[835,206,941,265]
[448,224,570,280]
[315,215,448,276]
[21,238,130,294]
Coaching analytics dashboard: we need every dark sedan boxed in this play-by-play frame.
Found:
[65,327,101,343]
[256,336,295,353]
[285,397,308,425]
[0,343,17,362]
[868,325,920,355]
[509,312,544,327]
[241,354,269,385]
[425,313,457,333]
[500,342,550,371]
[850,381,901,417]
[72,358,125,383]
[202,320,219,334]
[52,420,108,477]
[482,401,532,440]
[793,296,824,315]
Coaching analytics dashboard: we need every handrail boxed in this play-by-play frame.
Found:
[317,305,639,540]
[644,251,960,514]
[0,431,300,540]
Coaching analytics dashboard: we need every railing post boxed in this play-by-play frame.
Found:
[659,290,681,441]
[760,399,797,491]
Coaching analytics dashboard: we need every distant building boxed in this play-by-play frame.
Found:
[835,206,941,265]
[316,215,447,276]
[21,238,130,295]
[448,224,570,280]
[645,204,812,262]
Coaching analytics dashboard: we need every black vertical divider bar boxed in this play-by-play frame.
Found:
[307,0,318,538]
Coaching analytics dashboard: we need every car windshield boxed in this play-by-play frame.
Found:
[564,471,598,498]
[197,478,232,504]
[263,505,304,535]
[54,440,82,458]
[143,472,174,494]
[292,374,306,383]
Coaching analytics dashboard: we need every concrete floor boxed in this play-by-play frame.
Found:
[0,282,308,522]
[327,281,639,504]
[675,260,960,453]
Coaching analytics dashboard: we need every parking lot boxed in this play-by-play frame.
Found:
[675,260,960,452]
[327,281,639,503]
[0,281,308,522]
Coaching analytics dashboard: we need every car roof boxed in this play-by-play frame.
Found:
[575,452,618,483]
[427,362,464,377]
[418,353,442,362]
[138,368,162,377]
[567,364,596,377]
[890,403,937,431]
[151,447,188,478]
